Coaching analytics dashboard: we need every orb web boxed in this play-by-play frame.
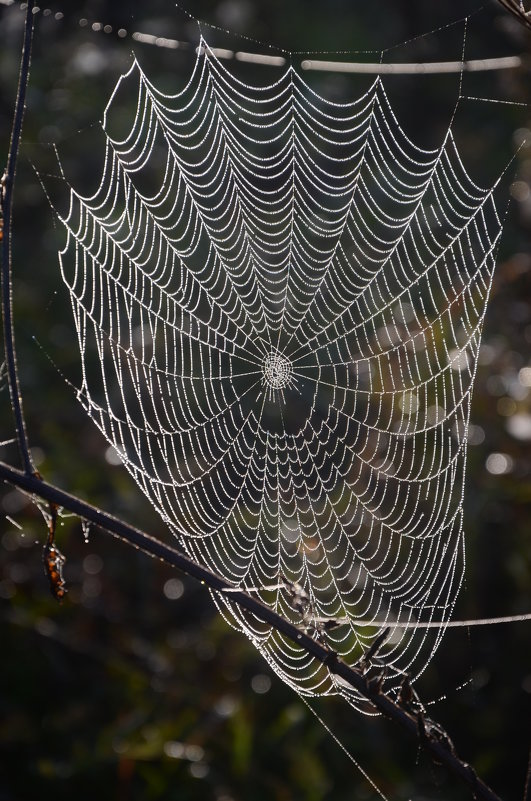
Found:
[56,40,502,709]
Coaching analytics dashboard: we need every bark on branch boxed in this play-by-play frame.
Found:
[0,460,504,801]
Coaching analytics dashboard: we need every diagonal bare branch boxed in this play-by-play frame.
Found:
[0,459,505,801]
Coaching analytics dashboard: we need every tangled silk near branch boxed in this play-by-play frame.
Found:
[57,40,502,709]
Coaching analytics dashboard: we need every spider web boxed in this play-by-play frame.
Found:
[56,39,502,708]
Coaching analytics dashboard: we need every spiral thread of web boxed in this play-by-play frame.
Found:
[57,40,501,706]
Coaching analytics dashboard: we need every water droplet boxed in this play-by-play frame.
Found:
[81,519,92,543]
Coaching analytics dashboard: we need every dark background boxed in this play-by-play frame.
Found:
[0,2,530,800]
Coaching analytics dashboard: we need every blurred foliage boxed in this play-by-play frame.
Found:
[0,1,530,800]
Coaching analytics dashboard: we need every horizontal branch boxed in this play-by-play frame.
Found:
[131,32,523,75]
[0,458,503,801]
[300,55,522,74]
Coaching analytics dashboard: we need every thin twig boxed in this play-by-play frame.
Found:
[134,31,525,74]
[0,0,36,475]
[496,0,531,32]
[300,55,522,74]
[0,459,504,801]
[42,500,67,601]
